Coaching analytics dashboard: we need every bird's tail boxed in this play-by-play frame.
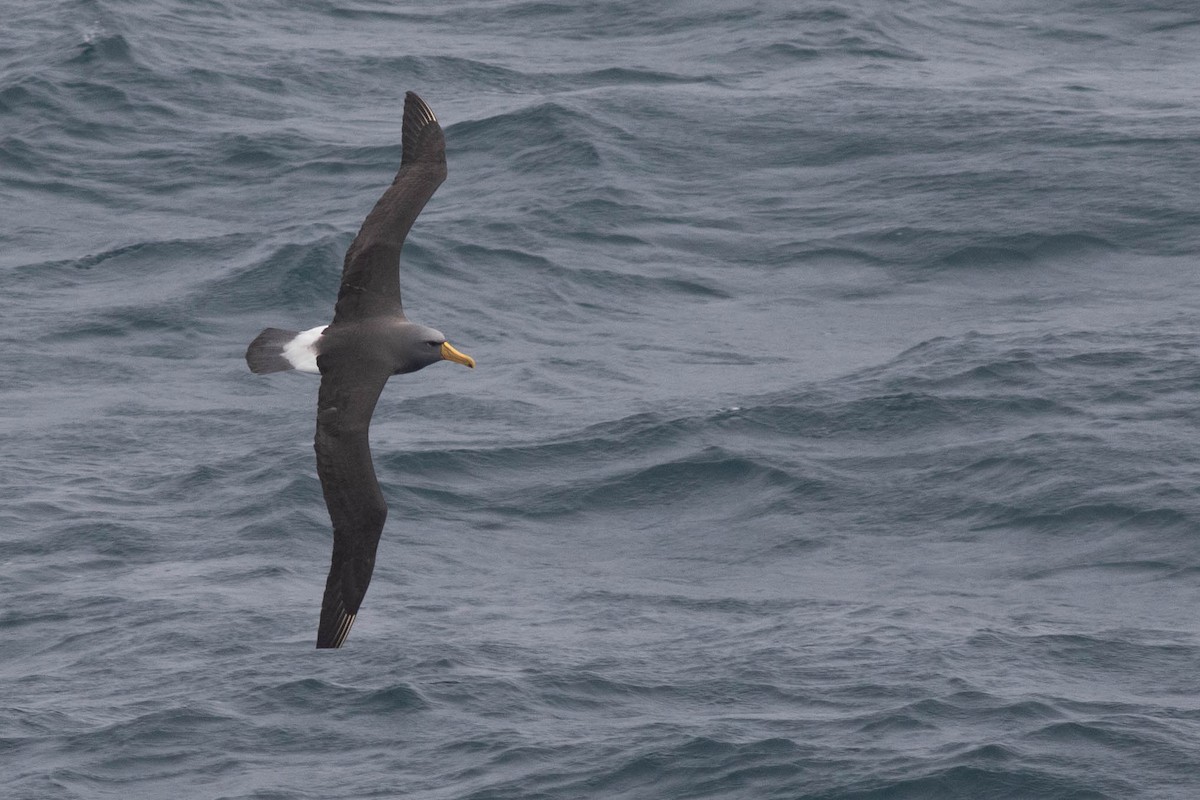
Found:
[245,327,300,374]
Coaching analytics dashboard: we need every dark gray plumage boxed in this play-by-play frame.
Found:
[245,327,300,374]
[245,92,475,649]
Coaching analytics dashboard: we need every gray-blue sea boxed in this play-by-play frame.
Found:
[4,1,1200,797]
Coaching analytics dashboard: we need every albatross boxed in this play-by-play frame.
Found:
[244,92,475,648]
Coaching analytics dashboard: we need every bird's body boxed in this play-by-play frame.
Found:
[245,92,474,648]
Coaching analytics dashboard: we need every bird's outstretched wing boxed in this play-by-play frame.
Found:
[332,91,447,324]
[313,355,392,648]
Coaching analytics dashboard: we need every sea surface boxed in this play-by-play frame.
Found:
[3,1,1200,798]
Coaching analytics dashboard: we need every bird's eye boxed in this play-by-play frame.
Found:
[426,340,441,347]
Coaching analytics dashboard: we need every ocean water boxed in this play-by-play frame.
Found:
[4,0,1200,797]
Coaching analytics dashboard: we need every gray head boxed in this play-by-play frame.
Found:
[395,321,475,375]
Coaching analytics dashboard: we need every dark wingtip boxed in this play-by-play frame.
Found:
[401,91,442,167]
[316,607,356,649]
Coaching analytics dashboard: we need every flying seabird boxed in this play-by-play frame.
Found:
[245,92,475,649]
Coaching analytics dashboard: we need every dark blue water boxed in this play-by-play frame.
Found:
[4,1,1200,797]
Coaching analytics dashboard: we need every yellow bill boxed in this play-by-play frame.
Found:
[440,341,476,368]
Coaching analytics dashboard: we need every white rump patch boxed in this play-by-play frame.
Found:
[283,325,327,374]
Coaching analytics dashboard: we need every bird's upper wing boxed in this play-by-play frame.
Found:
[332,91,447,324]
[313,355,393,648]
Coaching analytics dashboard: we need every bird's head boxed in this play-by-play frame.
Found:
[401,324,475,373]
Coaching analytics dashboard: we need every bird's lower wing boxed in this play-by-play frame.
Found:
[314,360,392,649]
